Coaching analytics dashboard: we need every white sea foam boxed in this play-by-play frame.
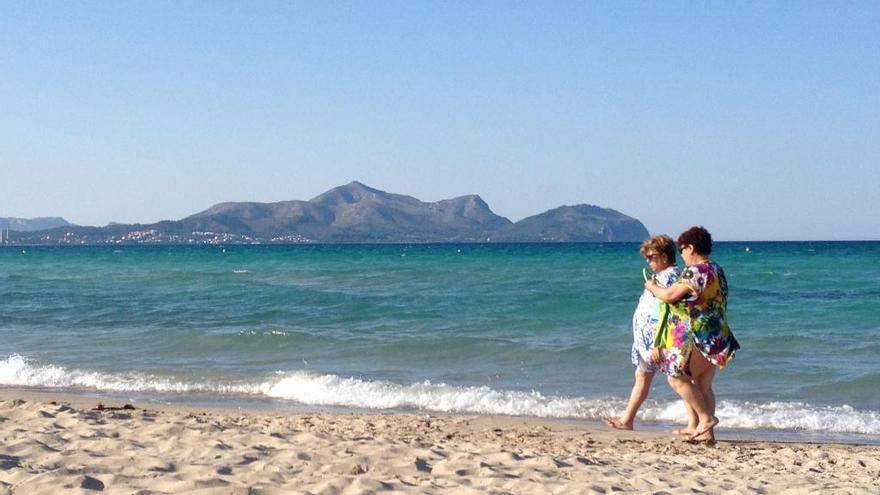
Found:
[638,400,880,436]
[2,355,879,436]
[0,354,263,395]
[263,372,609,418]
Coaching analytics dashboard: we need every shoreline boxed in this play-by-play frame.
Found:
[4,385,880,447]
[2,388,878,494]
[5,385,879,447]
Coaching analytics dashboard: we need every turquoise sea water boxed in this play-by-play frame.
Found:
[2,243,879,443]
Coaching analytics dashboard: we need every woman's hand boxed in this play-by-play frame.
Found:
[650,347,661,364]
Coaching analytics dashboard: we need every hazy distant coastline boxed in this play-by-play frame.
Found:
[1,182,649,245]
[0,217,70,232]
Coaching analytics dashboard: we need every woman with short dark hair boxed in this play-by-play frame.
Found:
[645,226,739,443]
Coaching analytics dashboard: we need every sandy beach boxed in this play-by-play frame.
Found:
[0,390,876,494]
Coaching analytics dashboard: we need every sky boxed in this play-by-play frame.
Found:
[1,2,878,241]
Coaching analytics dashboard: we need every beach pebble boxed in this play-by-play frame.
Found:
[80,475,105,491]
[414,457,432,473]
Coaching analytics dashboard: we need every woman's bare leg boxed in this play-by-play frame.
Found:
[691,352,716,419]
[666,375,712,439]
[683,351,718,442]
[618,369,654,428]
[674,401,699,435]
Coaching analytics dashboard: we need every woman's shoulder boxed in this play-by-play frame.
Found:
[678,263,712,290]
[709,260,725,273]
[700,261,725,279]
[656,266,681,286]
[685,261,719,275]
[679,263,703,278]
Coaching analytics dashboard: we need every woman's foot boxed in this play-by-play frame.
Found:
[685,432,716,445]
[602,417,633,430]
[685,417,719,444]
[673,416,717,436]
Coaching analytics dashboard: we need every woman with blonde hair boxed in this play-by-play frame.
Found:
[604,235,680,430]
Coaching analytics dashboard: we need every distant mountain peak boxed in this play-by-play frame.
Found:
[311,180,401,206]
[493,203,649,242]
[9,182,649,244]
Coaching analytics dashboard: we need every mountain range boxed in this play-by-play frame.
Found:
[3,182,649,244]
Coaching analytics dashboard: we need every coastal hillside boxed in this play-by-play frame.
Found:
[180,182,512,242]
[494,205,650,242]
[0,217,70,232]
[6,182,649,244]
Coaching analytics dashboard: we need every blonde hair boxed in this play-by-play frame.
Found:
[639,235,676,264]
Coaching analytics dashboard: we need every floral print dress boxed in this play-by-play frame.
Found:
[656,261,740,377]
[631,266,680,372]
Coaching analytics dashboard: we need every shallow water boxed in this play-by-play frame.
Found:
[2,242,878,442]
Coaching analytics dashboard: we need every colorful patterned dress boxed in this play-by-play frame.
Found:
[631,266,680,372]
[655,261,740,377]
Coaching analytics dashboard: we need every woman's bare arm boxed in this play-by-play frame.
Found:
[644,279,692,303]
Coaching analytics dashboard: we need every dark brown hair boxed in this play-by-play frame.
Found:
[678,226,712,255]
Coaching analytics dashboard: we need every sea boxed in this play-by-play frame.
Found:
[2,242,878,444]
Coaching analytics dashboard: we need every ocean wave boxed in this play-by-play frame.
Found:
[2,355,879,436]
[0,354,265,395]
[638,400,880,436]
[263,372,609,418]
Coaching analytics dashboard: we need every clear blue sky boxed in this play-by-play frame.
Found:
[2,1,878,240]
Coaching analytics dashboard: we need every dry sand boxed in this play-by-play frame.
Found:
[1,389,877,494]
